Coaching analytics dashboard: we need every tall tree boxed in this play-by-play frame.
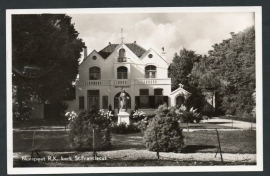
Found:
[12,14,85,117]
[169,48,201,90]
[190,26,255,116]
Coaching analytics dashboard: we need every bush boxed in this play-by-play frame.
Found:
[137,115,156,132]
[13,107,32,121]
[132,110,146,121]
[143,116,184,153]
[176,105,202,123]
[68,109,111,151]
[110,122,140,134]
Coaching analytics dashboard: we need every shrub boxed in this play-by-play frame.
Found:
[176,105,202,123]
[68,109,111,151]
[13,107,32,121]
[132,110,146,121]
[155,103,170,117]
[110,122,140,134]
[143,116,184,153]
[137,115,156,132]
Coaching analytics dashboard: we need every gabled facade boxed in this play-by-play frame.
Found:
[66,42,190,115]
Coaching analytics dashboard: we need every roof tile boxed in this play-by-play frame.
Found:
[98,43,146,59]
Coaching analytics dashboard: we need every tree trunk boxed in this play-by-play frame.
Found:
[17,81,23,120]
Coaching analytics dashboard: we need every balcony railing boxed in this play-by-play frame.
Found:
[135,79,171,85]
[76,78,171,86]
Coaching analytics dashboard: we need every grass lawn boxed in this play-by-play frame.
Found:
[13,119,240,131]
[13,130,256,154]
[13,130,256,167]
[179,122,239,129]
[182,131,256,153]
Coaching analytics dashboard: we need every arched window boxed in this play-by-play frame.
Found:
[145,65,156,78]
[89,67,101,80]
[117,66,128,79]
[118,48,126,62]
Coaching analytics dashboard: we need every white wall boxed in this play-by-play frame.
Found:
[79,50,115,80]
[69,43,172,115]
[79,44,169,81]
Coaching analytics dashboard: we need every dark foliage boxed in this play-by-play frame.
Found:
[68,109,111,151]
[189,26,255,117]
[169,48,201,90]
[142,104,184,152]
[143,116,184,152]
[12,14,85,118]
[136,114,155,132]
[110,122,140,134]
[46,101,69,121]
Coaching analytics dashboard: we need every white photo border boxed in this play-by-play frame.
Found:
[6,7,263,174]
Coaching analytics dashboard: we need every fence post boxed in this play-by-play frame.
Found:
[154,123,159,159]
[232,119,233,128]
[250,118,253,131]
[93,128,95,160]
[216,129,224,165]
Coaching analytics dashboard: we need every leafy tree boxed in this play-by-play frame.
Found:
[12,14,85,118]
[68,109,111,151]
[189,26,255,117]
[189,55,220,89]
[169,48,201,90]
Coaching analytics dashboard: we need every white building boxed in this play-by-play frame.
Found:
[67,39,190,115]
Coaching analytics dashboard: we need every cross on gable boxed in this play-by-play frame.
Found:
[120,28,125,43]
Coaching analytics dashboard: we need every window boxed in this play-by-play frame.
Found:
[118,48,126,62]
[154,89,163,108]
[92,56,97,60]
[102,96,108,109]
[148,54,153,58]
[145,65,156,78]
[79,96,84,110]
[117,66,128,79]
[89,67,101,80]
[88,90,99,110]
[140,89,149,109]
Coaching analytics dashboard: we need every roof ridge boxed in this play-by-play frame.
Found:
[132,42,146,52]
[98,43,118,52]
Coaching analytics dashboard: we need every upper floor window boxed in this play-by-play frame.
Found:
[118,48,126,62]
[89,67,101,80]
[117,66,128,79]
[145,65,156,78]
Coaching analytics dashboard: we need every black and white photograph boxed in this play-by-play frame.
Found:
[6,7,263,174]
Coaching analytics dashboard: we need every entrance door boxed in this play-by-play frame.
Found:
[88,90,99,110]
[88,97,99,110]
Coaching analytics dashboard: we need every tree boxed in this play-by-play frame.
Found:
[169,48,201,90]
[190,26,255,117]
[12,14,85,119]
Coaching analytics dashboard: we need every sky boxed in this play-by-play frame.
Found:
[68,12,254,63]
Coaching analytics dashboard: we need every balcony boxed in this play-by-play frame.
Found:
[76,78,171,86]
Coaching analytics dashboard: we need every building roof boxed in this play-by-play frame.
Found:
[98,43,147,59]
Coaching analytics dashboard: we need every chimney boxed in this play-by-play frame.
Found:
[84,47,88,58]
[161,47,166,60]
